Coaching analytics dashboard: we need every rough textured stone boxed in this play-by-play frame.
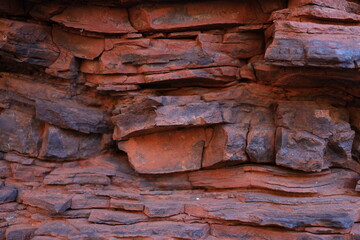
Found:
[1,1,360,239]
[88,209,147,225]
[118,128,207,174]
[39,125,102,160]
[203,124,248,168]
[0,187,17,203]
[21,191,72,213]
[52,28,105,60]
[0,18,59,66]
[35,99,111,134]
[129,1,271,31]
[0,110,42,156]
[5,225,36,240]
[51,6,136,33]
[265,20,360,68]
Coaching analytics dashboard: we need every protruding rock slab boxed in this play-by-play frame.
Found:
[118,128,207,174]
[265,20,360,68]
[21,191,72,213]
[35,99,111,134]
[88,209,147,225]
[51,6,136,33]
[0,186,17,203]
[129,0,272,31]
[52,28,104,60]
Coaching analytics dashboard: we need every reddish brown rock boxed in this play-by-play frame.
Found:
[88,209,147,225]
[144,202,184,217]
[0,18,59,66]
[35,99,111,134]
[118,128,207,174]
[246,125,276,163]
[52,28,105,60]
[21,191,72,213]
[5,224,36,240]
[39,125,102,161]
[81,39,239,74]
[129,1,271,32]
[0,109,43,156]
[188,165,357,194]
[203,124,248,168]
[51,6,136,33]
[265,20,360,68]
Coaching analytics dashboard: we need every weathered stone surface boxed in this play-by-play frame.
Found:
[21,191,72,213]
[129,1,272,31]
[71,195,110,209]
[88,209,147,225]
[5,224,36,240]
[39,125,102,160]
[275,101,355,171]
[4,153,34,165]
[211,224,349,239]
[1,1,360,239]
[144,202,184,217]
[113,96,223,140]
[203,124,248,168]
[246,125,276,163]
[0,18,59,66]
[0,110,42,156]
[81,39,239,74]
[265,20,360,68]
[44,166,114,185]
[276,127,327,172]
[118,128,207,174]
[0,187,17,203]
[188,165,357,194]
[52,28,104,60]
[35,99,111,134]
[51,6,136,33]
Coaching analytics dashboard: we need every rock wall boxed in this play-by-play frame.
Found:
[1,0,360,239]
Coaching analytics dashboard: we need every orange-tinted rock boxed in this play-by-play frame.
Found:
[51,5,136,33]
[265,20,360,68]
[129,1,271,32]
[118,128,207,174]
[52,28,104,60]
[0,18,59,66]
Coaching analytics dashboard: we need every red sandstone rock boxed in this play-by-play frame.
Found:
[88,209,147,225]
[51,5,136,33]
[52,28,105,60]
[129,1,270,32]
[118,128,207,174]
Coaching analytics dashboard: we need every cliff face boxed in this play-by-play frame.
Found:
[1,0,360,239]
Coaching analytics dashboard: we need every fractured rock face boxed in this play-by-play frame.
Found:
[275,101,355,171]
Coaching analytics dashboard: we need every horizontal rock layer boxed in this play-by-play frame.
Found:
[1,0,360,239]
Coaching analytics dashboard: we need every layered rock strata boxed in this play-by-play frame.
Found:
[1,0,360,239]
